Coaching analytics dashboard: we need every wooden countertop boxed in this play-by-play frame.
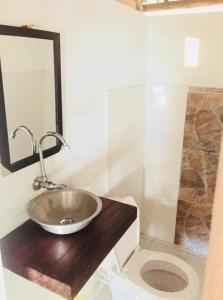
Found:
[1,197,137,299]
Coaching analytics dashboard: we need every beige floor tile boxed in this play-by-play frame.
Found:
[149,240,189,260]
[140,237,154,249]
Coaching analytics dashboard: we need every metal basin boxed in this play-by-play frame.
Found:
[28,189,102,235]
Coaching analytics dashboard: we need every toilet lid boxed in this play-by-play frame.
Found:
[125,249,199,300]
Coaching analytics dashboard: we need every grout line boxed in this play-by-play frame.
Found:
[141,234,207,258]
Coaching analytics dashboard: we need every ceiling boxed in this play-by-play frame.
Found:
[119,0,223,12]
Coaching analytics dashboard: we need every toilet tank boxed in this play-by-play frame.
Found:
[111,197,140,267]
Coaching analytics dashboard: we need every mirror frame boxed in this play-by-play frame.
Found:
[0,25,63,173]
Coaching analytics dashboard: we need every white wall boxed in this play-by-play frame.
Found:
[143,85,187,241]
[147,13,223,87]
[0,1,147,297]
[107,86,146,212]
[106,84,187,243]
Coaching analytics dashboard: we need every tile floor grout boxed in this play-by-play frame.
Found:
[140,233,207,258]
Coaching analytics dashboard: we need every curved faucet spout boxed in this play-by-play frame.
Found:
[33,131,70,191]
[10,125,37,154]
[39,131,70,151]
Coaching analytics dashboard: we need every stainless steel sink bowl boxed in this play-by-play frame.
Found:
[28,189,102,235]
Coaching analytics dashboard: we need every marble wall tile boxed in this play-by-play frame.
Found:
[187,93,204,115]
[195,110,222,140]
[201,93,223,110]
[181,169,204,188]
[175,87,222,256]
[183,115,199,148]
[213,134,222,152]
[188,87,209,93]
[182,150,209,172]
[179,187,197,202]
[196,189,215,206]
[177,200,192,217]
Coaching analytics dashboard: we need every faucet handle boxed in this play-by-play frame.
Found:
[32,176,67,191]
[32,176,46,191]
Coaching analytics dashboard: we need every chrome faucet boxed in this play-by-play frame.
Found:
[10,125,37,154]
[33,131,70,191]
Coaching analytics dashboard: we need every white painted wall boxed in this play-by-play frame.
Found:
[107,84,187,242]
[147,13,223,87]
[143,85,187,241]
[107,86,146,212]
[0,0,147,298]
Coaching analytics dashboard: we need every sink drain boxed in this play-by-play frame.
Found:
[59,218,73,225]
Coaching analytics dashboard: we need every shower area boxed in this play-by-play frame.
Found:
[107,85,222,257]
[175,87,223,255]
[106,11,223,261]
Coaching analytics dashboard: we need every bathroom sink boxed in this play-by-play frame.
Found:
[28,189,102,234]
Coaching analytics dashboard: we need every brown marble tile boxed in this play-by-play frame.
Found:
[214,105,223,116]
[181,169,204,188]
[176,216,185,226]
[196,189,215,206]
[177,200,192,217]
[205,152,219,166]
[193,139,217,153]
[188,87,223,94]
[206,88,223,94]
[175,223,187,245]
[188,87,208,93]
[182,150,209,172]
[202,93,223,110]
[185,215,208,241]
[187,93,204,115]
[213,134,222,153]
[179,187,197,202]
[176,87,222,255]
[204,215,212,231]
[191,205,213,219]
[205,171,217,189]
[183,114,198,148]
[195,110,222,140]
[219,113,223,123]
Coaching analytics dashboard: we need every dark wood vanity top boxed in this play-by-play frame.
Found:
[1,197,137,299]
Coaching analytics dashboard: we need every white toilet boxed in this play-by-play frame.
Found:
[109,196,199,300]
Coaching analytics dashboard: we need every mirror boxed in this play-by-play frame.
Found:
[0,25,62,175]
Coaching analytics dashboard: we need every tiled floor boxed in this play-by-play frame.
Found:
[140,234,206,300]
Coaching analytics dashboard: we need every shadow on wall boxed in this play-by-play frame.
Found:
[106,137,145,211]
[141,192,178,242]
[45,153,108,193]
[106,167,144,208]
[43,140,145,204]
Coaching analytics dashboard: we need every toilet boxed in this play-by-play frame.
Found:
[108,196,199,300]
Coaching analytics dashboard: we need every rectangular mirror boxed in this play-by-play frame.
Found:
[0,25,62,175]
